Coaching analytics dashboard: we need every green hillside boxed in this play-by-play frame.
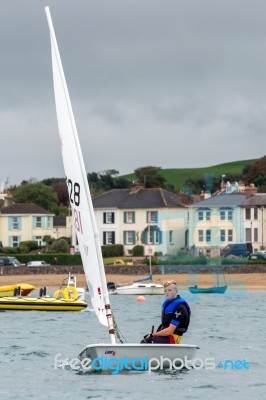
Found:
[121,159,257,190]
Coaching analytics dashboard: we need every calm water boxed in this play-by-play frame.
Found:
[0,289,265,399]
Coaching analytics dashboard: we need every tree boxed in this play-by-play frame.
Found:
[50,238,69,253]
[11,182,59,213]
[134,166,168,188]
[52,181,69,206]
[242,156,266,190]
[87,170,131,195]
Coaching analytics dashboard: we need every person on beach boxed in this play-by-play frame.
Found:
[141,280,190,344]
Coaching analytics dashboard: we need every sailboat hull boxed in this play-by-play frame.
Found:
[189,285,227,294]
[78,343,199,371]
[116,283,164,295]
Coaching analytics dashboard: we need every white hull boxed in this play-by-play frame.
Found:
[78,343,199,371]
[116,283,164,295]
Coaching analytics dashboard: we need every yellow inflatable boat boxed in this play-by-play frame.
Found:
[0,283,36,297]
[0,286,87,311]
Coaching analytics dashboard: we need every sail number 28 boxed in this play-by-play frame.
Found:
[67,179,83,234]
[67,179,81,206]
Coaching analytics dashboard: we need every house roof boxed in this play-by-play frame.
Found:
[243,194,266,206]
[0,203,53,215]
[189,194,249,208]
[92,188,188,209]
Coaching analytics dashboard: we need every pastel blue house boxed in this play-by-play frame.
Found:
[188,194,248,256]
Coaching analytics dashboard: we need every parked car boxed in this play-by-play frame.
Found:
[27,261,50,267]
[220,243,252,258]
[0,256,21,267]
[248,252,266,260]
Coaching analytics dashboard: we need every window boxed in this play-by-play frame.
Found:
[169,230,174,244]
[198,230,204,242]
[219,208,233,221]
[245,208,251,220]
[254,228,258,242]
[35,217,42,228]
[197,209,211,221]
[228,230,233,242]
[220,230,226,242]
[103,212,115,224]
[12,217,19,230]
[124,231,136,245]
[142,227,162,245]
[220,210,226,220]
[46,217,52,228]
[147,211,158,223]
[124,211,135,224]
[254,208,258,220]
[206,230,211,243]
[11,236,20,248]
[198,211,204,221]
[103,231,115,244]
[148,230,160,245]
[246,228,251,242]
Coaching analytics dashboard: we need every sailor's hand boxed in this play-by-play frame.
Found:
[144,333,153,339]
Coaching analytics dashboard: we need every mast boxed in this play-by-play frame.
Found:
[45,7,116,344]
[148,223,152,280]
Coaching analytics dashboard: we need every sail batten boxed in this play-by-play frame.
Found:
[45,7,115,340]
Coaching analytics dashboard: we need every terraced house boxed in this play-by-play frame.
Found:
[92,183,192,256]
[0,203,55,247]
[188,192,266,256]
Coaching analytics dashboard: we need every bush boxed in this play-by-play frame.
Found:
[157,252,208,265]
[15,253,82,265]
[18,240,39,253]
[2,247,18,254]
[132,245,144,257]
[50,239,69,253]
[101,244,124,258]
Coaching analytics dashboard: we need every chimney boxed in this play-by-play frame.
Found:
[130,182,145,193]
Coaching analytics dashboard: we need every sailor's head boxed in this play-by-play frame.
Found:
[163,280,178,298]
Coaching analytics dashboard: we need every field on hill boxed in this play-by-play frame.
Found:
[121,159,257,190]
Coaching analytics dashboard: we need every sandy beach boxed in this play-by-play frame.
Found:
[0,272,265,291]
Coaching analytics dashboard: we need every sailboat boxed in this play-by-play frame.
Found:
[116,247,164,295]
[189,269,227,294]
[45,6,198,372]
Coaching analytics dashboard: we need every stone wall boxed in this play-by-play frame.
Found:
[0,264,265,276]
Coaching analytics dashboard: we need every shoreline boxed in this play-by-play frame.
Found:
[0,272,266,291]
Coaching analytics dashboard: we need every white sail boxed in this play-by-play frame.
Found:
[45,7,111,329]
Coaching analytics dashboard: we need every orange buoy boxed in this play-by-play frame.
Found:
[136,295,146,302]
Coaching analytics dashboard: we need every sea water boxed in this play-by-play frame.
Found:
[0,289,265,399]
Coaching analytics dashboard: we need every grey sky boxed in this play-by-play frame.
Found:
[1,0,266,187]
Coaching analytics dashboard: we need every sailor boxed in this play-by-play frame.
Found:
[141,280,190,344]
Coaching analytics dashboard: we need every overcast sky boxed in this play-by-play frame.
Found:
[1,0,266,187]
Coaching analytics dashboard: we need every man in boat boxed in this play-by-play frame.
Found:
[141,280,190,344]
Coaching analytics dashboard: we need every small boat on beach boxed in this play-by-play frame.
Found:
[188,270,227,294]
[0,283,35,297]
